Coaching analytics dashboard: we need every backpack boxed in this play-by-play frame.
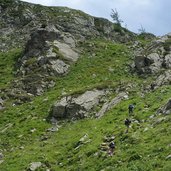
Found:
[129,104,134,109]
[109,142,115,148]
[125,119,131,126]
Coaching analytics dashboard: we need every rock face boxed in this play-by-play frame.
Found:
[14,26,78,95]
[50,89,105,119]
[18,26,78,76]
[134,33,171,74]
[150,70,171,90]
[0,0,135,52]
[0,0,136,97]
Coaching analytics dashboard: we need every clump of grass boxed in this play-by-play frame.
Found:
[0,48,22,89]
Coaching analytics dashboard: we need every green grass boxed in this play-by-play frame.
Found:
[0,40,171,170]
[0,48,22,89]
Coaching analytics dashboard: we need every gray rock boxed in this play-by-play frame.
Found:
[153,70,171,89]
[52,40,79,62]
[147,53,162,73]
[49,59,69,75]
[51,89,105,119]
[157,99,171,115]
[134,33,171,75]
[163,54,171,68]
[28,162,42,171]
[63,34,76,47]
[96,92,128,118]
[14,26,79,96]
[157,33,171,43]
[135,53,162,74]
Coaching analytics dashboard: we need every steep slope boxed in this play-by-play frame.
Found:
[1,0,135,99]
[0,1,171,171]
[0,0,134,51]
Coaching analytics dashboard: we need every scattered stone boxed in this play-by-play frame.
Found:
[40,135,49,141]
[47,126,58,132]
[143,127,149,132]
[149,114,155,119]
[28,162,42,171]
[19,146,24,150]
[79,134,89,143]
[75,134,91,150]
[30,128,36,133]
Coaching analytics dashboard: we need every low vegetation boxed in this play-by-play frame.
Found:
[1,39,171,171]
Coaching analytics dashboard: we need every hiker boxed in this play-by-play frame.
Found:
[128,104,134,116]
[108,141,115,156]
[125,118,131,133]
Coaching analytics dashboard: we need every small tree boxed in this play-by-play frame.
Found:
[138,25,146,33]
[110,8,123,26]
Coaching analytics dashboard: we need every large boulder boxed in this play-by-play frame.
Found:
[50,89,105,119]
[135,53,162,74]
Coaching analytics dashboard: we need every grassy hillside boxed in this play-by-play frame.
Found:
[0,40,171,171]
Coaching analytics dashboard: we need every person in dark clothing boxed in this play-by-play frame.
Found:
[108,141,115,156]
[125,118,131,133]
[128,104,134,116]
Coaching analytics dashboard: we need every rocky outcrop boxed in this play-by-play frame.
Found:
[1,0,136,97]
[134,33,171,74]
[0,0,135,51]
[14,26,79,95]
[17,26,78,76]
[50,89,105,120]
[149,70,171,90]
[50,90,129,120]
[96,92,129,118]
[157,99,171,115]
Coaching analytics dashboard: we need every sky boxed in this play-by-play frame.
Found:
[21,0,171,36]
